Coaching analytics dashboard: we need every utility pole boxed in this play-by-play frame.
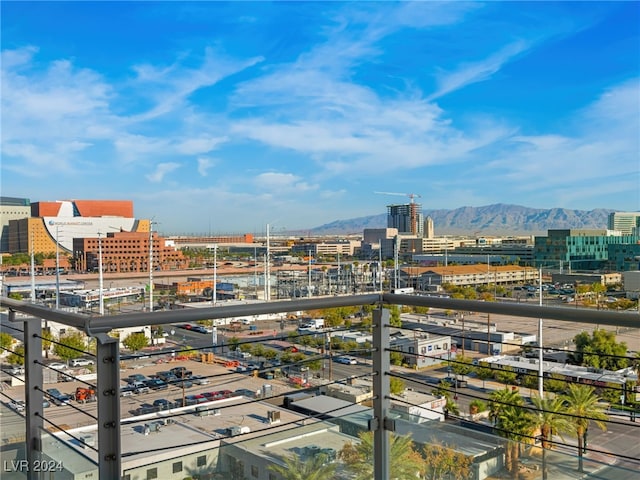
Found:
[98,233,104,315]
[30,232,36,303]
[308,250,312,298]
[538,267,544,397]
[55,225,60,310]
[265,224,271,301]
[212,244,218,306]
[149,223,154,312]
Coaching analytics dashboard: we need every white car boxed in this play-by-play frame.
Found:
[48,362,68,370]
[8,400,26,412]
[70,358,95,367]
[3,365,25,375]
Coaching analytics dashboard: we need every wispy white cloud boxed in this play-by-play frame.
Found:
[254,172,317,193]
[129,47,263,122]
[428,40,531,101]
[146,162,181,183]
[197,157,215,176]
[478,78,640,206]
[175,136,228,155]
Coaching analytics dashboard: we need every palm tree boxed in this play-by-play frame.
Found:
[489,387,523,426]
[496,404,535,476]
[531,394,571,480]
[561,384,609,472]
[268,452,336,480]
[340,431,423,480]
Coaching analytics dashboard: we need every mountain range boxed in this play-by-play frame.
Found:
[309,204,614,236]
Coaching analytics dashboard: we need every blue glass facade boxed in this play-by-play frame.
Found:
[534,229,640,270]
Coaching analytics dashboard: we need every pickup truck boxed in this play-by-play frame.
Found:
[46,388,72,406]
[169,367,192,378]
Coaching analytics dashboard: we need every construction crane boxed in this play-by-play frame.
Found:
[374,191,422,203]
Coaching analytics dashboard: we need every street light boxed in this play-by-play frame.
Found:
[212,244,217,306]
[55,226,61,310]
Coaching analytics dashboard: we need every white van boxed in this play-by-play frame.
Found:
[230,350,251,359]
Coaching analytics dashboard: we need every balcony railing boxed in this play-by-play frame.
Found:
[1,293,638,480]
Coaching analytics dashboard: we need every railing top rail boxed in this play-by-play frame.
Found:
[1,293,636,334]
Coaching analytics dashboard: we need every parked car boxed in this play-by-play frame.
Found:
[2,365,25,375]
[128,381,151,394]
[70,358,95,367]
[169,367,192,378]
[160,373,180,384]
[144,379,168,390]
[126,374,147,383]
[232,388,257,398]
[135,403,160,415]
[120,386,135,397]
[175,379,193,389]
[182,394,207,406]
[46,388,72,406]
[8,400,26,412]
[47,362,68,371]
[335,356,357,365]
[153,398,173,409]
[190,375,210,385]
[442,377,468,388]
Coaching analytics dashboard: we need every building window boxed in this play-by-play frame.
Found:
[251,465,259,478]
[172,461,182,473]
[197,455,207,467]
[146,468,157,480]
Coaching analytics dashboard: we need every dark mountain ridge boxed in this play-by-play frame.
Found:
[308,204,614,236]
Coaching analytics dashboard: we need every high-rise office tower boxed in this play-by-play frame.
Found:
[386,202,424,236]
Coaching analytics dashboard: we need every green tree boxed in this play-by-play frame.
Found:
[390,376,405,395]
[494,370,518,386]
[496,403,535,475]
[489,387,524,426]
[543,373,567,393]
[421,442,473,480]
[561,384,609,473]
[475,366,494,390]
[251,343,266,361]
[340,431,423,480]
[53,331,87,362]
[531,394,571,480]
[264,349,278,362]
[469,399,487,415]
[299,334,312,353]
[572,329,628,370]
[268,452,336,480]
[520,371,539,393]
[390,350,404,366]
[450,355,473,380]
[7,344,25,366]
[41,328,54,357]
[228,336,240,352]
[0,332,14,351]
[387,305,402,327]
[122,332,149,352]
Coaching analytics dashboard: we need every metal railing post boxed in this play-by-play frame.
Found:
[372,308,392,480]
[94,332,121,479]
[23,316,44,480]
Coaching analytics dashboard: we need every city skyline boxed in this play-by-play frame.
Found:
[1,2,638,234]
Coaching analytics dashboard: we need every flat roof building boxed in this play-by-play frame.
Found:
[0,196,30,253]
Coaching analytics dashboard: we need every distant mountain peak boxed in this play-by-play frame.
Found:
[309,204,613,235]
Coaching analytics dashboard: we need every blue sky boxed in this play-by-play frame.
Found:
[2,1,639,235]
